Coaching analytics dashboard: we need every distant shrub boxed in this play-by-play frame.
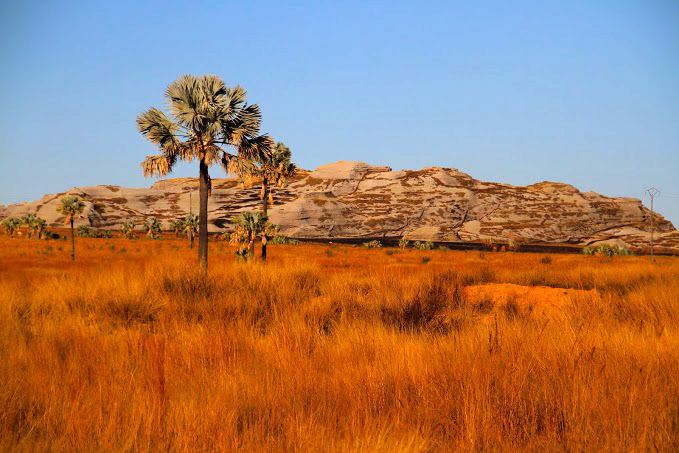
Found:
[77,225,96,238]
[76,225,113,239]
[421,256,431,264]
[413,241,435,250]
[362,240,382,249]
[540,255,552,264]
[398,238,410,249]
[270,235,300,246]
[438,246,449,251]
[583,244,633,257]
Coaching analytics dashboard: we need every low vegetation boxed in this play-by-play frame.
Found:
[0,234,677,451]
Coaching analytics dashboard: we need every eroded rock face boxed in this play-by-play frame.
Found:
[1,161,676,250]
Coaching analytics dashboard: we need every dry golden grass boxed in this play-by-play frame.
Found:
[1,234,678,451]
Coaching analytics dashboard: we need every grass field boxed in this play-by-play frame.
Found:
[1,233,678,451]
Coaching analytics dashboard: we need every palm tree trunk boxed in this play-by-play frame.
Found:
[248,239,255,260]
[189,230,194,249]
[261,179,268,261]
[70,218,75,261]
[198,160,209,270]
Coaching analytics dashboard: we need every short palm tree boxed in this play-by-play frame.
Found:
[238,142,296,260]
[230,210,277,260]
[121,220,136,239]
[56,195,86,261]
[182,213,198,249]
[34,218,47,240]
[169,219,184,238]
[144,216,163,239]
[137,74,272,271]
[21,214,38,239]
[2,217,21,238]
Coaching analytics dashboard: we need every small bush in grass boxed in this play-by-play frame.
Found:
[270,234,300,245]
[413,241,434,250]
[398,238,410,249]
[362,240,382,249]
[422,256,431,264]
[583,244,634,257]
[540,255,552,264]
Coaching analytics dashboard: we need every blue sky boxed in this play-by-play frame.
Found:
[1,0,678,225]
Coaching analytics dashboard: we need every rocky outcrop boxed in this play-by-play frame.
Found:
[1,161,676,250]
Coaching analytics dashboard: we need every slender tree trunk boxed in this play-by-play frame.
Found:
[248,239,255,260]
[261,179,268,261]
[189,230,194,249]
[198,160,209,270]
[70,218,75,261]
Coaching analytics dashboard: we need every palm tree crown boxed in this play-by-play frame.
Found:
[21,214,38,239]
[57,196,86,224]
[121,220,135,238]
[144,217,163,238]
[2,217,22,238]
[137,74,272,270]
[240,141,297,207]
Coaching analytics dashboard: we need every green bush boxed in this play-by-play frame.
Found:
[362,240,382,249]
[270,235,300,246]
[413,241,435,250]
[398,238,410,249]
[582,244,633,257]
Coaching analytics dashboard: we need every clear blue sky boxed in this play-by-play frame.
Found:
[1,0,678,225]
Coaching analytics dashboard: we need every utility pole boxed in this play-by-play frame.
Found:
[646,188,659,262]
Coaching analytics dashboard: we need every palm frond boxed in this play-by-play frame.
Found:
[236,134,274,161]
[227,104,263,145]
[136,108,182,153]
[142,154,176,178]
[166,74,205,132]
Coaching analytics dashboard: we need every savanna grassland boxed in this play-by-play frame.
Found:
[1,234,678,452]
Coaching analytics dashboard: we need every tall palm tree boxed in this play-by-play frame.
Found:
[121,220,136,239]
[183,213,198,249]
[137,74,272,271]
[57,196,85,261]
[144,216,163,239]
[21,213,38,239]
[2,217,21,238]
[239,142,297,260]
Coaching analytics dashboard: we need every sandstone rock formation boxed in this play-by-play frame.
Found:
[1,161,676,250]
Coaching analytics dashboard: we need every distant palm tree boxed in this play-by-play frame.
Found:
[2,217,21,238]
[144,217,163,239]
[121,220,136,239]
[137,74,272,271]
[21,213,38,239]
[57,196,86,261]
[239,142,297,260]
[230,210,277,260]
[34,218,47,240]
[169,219,184,238]
[182,213,198,249]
